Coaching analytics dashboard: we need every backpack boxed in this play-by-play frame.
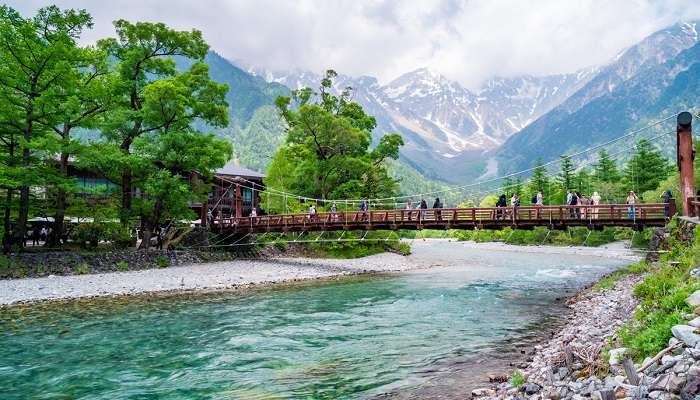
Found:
[531,194,537,204]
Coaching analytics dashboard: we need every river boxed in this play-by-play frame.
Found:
[0,241,631,399]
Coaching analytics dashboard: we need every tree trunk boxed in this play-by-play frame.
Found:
[2,188,13,254]
[13,98,34,250]
[48,150,70,247]
[138,197,163,250]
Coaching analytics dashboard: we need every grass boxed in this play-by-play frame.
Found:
[509,369,526,387]
[116,261,129,271]
[614,225,700,359]
[155,256,170,268]
[73,262,91,275]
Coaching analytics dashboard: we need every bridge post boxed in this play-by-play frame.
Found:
[677,112,695,216]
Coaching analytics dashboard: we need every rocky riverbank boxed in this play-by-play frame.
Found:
[471,273,700,400]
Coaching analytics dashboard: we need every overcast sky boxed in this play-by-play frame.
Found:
[9,0,700,89]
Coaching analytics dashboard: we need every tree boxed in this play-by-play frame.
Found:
[527,159,550,203]
[573,169,591,194]
[97,20,211,223]
[38,47,113,246]
[267,70,403,206]
[593,149,619,184]
[0,5,92,250]
[557,156,575,192]
[623,139,672,193]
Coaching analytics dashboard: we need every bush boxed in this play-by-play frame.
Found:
[116,261,129,271]
[73,262,91,275]
[510,369,526,387]
[155,256,170,268]
[72,223,105,249]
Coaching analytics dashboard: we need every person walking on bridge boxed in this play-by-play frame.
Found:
[330,202,338,223]
[535,190,543,219]
[406,199,413,221]
[510,193,520,223]
[419,198,428,222]
[359,200,368,222]
[432,197,442,221]
[496,194,507,220]
[626,191,638,220]
[591,191,601,219]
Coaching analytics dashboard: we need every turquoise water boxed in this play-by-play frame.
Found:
[0,245,628,399]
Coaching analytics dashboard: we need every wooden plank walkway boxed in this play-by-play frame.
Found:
[212,203,669,234]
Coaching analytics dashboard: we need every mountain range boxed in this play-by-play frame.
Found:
[198,20,700,194]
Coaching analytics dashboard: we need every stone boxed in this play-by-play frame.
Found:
[648,390,669,400]
[688,365,700,378]
[674,361,692,374]
[687,290,700,307]
[691,268,700,279]
[672,325,700,347]
[522,383,541,395]
[695,306,700,316]
[650,374,671,392]
[684,348,700,360]
[690,317,700,328]
[681,376,700,400]
[669,374,687,394]
[609,348,627,366]
[471,387,496,397]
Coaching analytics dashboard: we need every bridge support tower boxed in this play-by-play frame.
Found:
[677,111,695,216]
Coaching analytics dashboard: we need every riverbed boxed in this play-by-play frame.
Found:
[0,241,637,399]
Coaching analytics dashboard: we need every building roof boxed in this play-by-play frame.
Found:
[215,160,266,179]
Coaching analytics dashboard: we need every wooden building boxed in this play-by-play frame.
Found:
[192,160,266,226]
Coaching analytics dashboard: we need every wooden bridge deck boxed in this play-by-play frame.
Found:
[212,203,669,234]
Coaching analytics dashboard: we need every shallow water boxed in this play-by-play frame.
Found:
[0,243,628,399]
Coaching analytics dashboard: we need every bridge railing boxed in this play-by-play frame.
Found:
[211,203,668,230]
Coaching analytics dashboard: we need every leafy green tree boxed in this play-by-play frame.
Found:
[266,70,403,208]
[97,20,211,223]
[0,5,92,250]
[623,139,672,193]
[593,149,619,184]
[37,47,113,246]
[527,159,550,204]
[557,156,575,192]
[573,169,592,194]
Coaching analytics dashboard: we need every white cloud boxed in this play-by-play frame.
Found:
[8,0,700,89]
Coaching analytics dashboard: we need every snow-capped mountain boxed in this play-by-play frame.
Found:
[247,65,595,180]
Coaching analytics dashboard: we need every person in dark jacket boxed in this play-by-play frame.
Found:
[432,197,442,220]
[496,194,507,220]
[419,198,428,221]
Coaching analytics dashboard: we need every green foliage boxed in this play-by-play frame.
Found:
[558,156,575,191]
[591,262,651,291]
[593,149,620,184]
[116,261,129,271]
[623,139,673,193]
[155,256,170,268]
[510,370,526,387]
[266,70,403,212]
[73,262,91,275]
[618,236,700,359]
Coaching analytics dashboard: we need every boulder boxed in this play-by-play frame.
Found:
[672,325,700,347]
[690,317,700,328]
[522,383,541,395]
[608,348,627,366]
[669,374,687,394]
[681,376,700,400]
[471,387,496,397]
[650,374,671,392]
[694,306,700,316]
[691,268,700,279]
[687,290,700,307]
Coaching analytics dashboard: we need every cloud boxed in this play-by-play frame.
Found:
[8,0,700,89]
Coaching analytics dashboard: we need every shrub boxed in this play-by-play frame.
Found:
[510,369,526,387]
[116,261,129,271]
[73,263,91,275]
[155,256,170,268]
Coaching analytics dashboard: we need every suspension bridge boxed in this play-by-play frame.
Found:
[199,112,695,240]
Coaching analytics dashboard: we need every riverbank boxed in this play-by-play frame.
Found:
[0,240,640,306]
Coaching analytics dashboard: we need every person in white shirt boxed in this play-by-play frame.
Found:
[591,191,601,219]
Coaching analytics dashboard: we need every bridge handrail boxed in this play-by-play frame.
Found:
[211,203,668,228]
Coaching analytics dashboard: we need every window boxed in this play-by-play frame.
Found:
[242,188,253,205]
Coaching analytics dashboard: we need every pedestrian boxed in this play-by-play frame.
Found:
[309,204,317,222]
[330,202,338,223]
[359,200,368,221]
[250,207,257,223]
[155,228,163,250]
[535,190,544,219]
[661,190,673,219]
[579,194,590,219]
[206,208,213,226]
[496,194,507,220]
[419,198,428,221]
[406,199,413,221]
[31,227,40,246]
[432,197,442,221]
[591,191,601,219]
[511,193,520,223]
[39,226,48,242]
[626,190,638,220]
[574,192,582,219]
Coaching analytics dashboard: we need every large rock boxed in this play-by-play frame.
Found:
[669,374,687,394]
[651,374,671,392]
[672,325,700,347]
[689,317,700,328]
[471,387,496,397]
[608,348,627,366]
[522,383,541,395]
[681,376,700,400]
[687,290,700,307]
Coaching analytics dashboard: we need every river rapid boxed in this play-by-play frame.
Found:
[0,241,632,399]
